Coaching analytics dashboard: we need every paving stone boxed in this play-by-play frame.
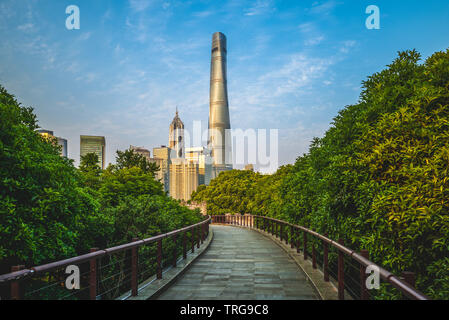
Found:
[157,225,319,300]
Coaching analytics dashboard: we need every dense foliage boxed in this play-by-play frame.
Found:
[192,49,449,299]
[0,86,203,275]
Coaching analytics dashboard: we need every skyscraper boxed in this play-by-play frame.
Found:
[185,146,213,186]
[152,145,171,193]
[130,145,151,161]
[169,158,199,201]
[169,109,184,159]
[208,32,232,176]
[80,135,106,169]
[37,129,68,157]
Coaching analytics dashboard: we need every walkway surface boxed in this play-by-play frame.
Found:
[157,225,319,300]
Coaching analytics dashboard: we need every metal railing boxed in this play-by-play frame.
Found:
[0,216,211,300]
[211,214,429,300]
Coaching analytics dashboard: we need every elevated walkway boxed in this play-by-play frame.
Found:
[157,225,319,300]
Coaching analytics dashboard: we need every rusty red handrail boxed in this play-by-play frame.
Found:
[0,216,211,291]
[211,214,429,300]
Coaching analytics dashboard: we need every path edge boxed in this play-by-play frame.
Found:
[122,228,214,300]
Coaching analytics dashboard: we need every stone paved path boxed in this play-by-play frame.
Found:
[157,225,319,300]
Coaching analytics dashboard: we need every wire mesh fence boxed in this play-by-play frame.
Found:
[0,218,211,300]
[212,214,428,300]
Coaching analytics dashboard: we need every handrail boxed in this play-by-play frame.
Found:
[0,216,211,292]
[211,214,429,300]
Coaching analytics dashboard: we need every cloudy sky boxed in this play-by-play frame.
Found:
[1,0,448,172]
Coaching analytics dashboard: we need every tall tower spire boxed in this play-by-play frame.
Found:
[208,32,232,170]
[169,109,184,158]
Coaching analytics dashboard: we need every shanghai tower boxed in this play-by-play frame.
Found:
[208,32,232,174]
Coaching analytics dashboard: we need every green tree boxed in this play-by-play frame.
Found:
[193,49,449,299]
[115,148,159,176]
[0,86,105,270]
[80,152,101,172]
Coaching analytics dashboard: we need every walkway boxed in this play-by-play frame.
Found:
[157,225,319,300]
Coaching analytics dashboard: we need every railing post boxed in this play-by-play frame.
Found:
[173,235,178,267]
[201,224,204,244]
[402,271,416,287]
[10,265,24,300]
[303,231,308,260]
[197,226,200,249]
[290,226,294,249]
[338,239,345,300]
[280,223,283,242]
[183,231,187,259]
[89,248,98,300]
[360,250,369,300]
[323,234,329,282]
[191,228,195,253]
[157,239,162,279]
[296,229,300,253]
[312,241,317,269]
[131,240,139,297]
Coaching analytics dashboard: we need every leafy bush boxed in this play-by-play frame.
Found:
[195,49,449,299]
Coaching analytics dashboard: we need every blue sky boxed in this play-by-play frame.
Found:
[1,0,448,172]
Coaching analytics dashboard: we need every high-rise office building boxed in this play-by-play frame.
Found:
[208,32,233,177]
[152,146,171,193]
[169,109,184,159]
[185,147,213,186]
[244,164,254,171]
[37,129,68,157]
[57,137,68,158]
[80,135,106,169]
[169,158,199,201]
[130,145,151,161]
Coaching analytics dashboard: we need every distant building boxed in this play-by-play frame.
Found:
[208,32,233,175]
[80,135,106,169]
[37,129,54,139]
[169,158,199,201]
[130,145,151,161]
[169,109,184,159]
[57,137,68,158]
[37,129,68,157]
[152,146,171,193]
[185,146,213,186]
[244,164,254,171]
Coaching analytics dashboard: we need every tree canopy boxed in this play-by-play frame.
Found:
[0,85,202,275]
[192,49,449,299]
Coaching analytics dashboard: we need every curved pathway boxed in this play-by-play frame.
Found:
[157,225,319,300]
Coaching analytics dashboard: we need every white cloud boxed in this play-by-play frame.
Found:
[309,0,340,15]
[192,10,213,18]
[129,0,152,12]
[17,23,34,32]
[340,40,357,53]
[78,32,91,41]
[305,35,325,46]
[244,0,275,16]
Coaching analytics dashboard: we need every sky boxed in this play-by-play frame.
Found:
[1,0,448,172]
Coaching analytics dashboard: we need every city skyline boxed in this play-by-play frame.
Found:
[1,0,449,173]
